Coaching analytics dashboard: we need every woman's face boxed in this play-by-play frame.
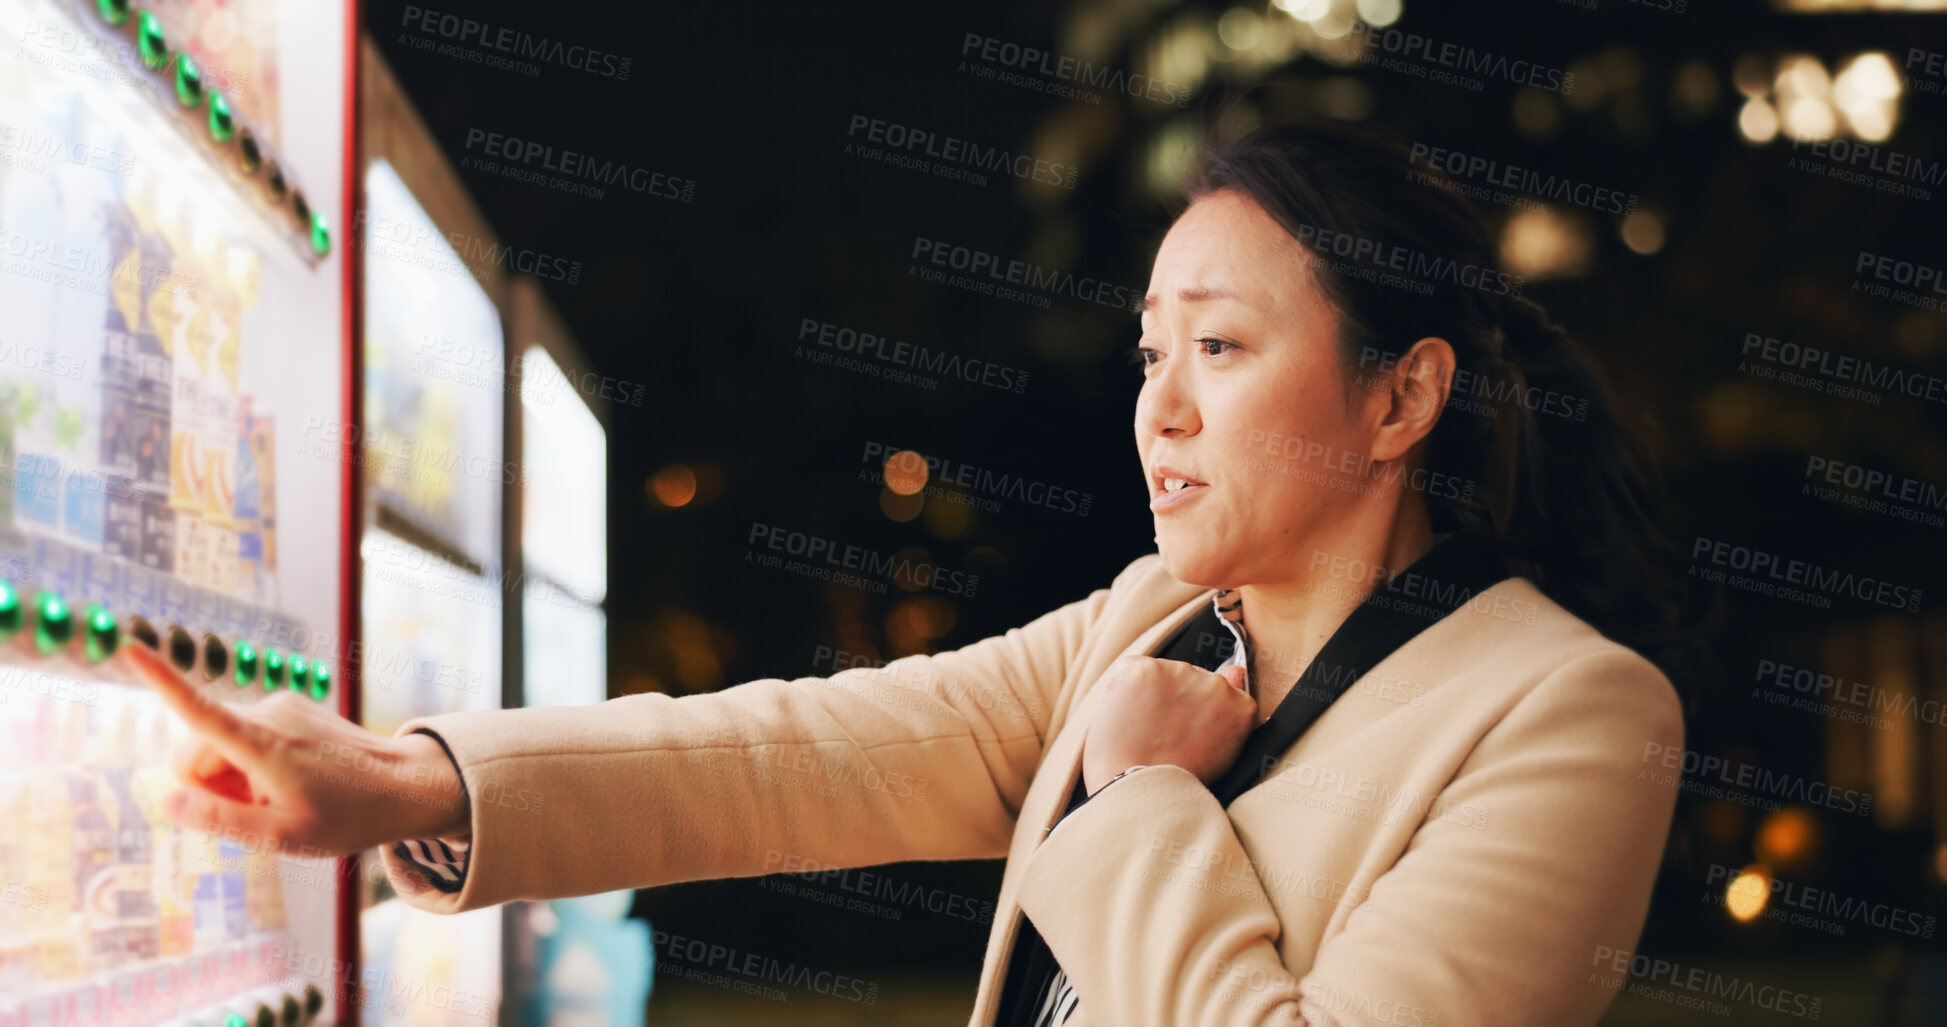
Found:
[1134,189,1388,589]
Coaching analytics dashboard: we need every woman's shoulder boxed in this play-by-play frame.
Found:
[1457,575,1684,745]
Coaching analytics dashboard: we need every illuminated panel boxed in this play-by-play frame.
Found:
[357,157,506,1024]
[519,345,605,607]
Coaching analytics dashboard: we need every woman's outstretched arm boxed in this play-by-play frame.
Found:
[128,557,1160,915]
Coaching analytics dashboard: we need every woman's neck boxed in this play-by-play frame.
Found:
[1235,502,1438,720]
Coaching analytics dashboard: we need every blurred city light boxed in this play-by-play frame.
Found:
[1725,866,1772,922]
[1499,207,1594,279]
[648,463,698,508]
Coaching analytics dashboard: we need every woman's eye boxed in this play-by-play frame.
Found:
[1129,346,1159,370]
[1198,337,1235,356]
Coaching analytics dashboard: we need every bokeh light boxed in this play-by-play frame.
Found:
[1725,866,1771,922]
[1498,207,1594,279]
[647,463,697,508]
[883,449,929,495]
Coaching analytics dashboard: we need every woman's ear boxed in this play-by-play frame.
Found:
[1370,336,1455,463]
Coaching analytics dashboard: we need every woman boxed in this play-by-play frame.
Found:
[129,121,1689,1026]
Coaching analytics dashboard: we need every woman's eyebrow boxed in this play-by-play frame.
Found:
[1136,285,1240,315]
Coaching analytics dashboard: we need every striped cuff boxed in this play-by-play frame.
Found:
[392,729,473,894]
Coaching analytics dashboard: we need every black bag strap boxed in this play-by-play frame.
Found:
[1205,532,1511,806]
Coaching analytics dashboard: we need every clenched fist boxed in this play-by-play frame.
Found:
[1082,654,1255,795]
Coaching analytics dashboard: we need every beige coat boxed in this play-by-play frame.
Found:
[381,554,1684,1026]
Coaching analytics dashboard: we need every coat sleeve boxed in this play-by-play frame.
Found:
[1011,647,1686,1027]
[379,557,1156,914]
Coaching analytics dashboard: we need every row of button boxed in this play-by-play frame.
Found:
[91,0,330,258]
[0,579,331,700]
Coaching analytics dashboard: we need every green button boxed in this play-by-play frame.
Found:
[208,91,234,143]
[33,592,72,654]
[174,54,203,108]
[309,662,331,701]
[309,213,331,258]
[96,0,129,27]
[263,648,285,690]
[234,640,259,686]
[0,580,20,639]
[83,605,117,663]
[137,11,166,70]
[288,655,309,691]
[225,1014,247,1027]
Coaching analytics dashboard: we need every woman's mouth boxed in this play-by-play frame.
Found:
[1151,476,1208,513]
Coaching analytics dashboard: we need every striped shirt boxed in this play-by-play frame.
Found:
[394,730,474,894]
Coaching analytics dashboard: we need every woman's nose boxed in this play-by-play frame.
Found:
[1136,359,1197,438]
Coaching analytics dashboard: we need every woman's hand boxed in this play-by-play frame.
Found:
[122,641,468,856]
[1081,655,1254,795]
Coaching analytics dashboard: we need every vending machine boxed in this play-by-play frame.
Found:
[0,0,352,1023]
[350,40,506,1027]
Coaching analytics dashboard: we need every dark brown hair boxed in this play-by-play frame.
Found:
[1182,119,1700,684]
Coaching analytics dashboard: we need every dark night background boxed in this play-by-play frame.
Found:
[363,0,1947,1022]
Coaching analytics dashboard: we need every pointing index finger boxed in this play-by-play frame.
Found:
[123,642,265,762]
